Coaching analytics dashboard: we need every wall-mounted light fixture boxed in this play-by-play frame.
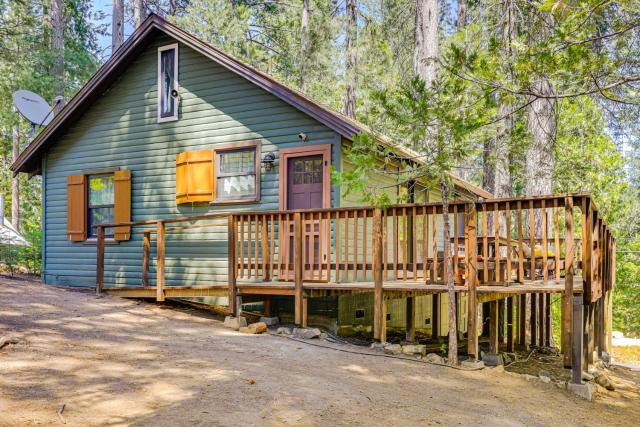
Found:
[262,152,276,171]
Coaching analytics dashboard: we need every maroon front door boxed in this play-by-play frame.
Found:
[287,155,327,281]
[287,155,324,210]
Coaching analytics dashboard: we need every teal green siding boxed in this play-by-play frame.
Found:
[43,35,341,289]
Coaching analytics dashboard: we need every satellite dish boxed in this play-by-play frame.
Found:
[12,90,55,127]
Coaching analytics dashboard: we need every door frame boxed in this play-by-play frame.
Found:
[278,144,332,210]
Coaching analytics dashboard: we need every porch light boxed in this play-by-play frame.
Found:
[262,152,276,171]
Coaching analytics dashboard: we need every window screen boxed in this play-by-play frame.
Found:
[87,174,114,237]
[215,148,257,201]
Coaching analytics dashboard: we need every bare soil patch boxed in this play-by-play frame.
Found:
[1,275,639,426]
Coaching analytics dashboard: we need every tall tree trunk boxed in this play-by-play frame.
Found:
[526,78,555,236]
[456,0,467,28]
[414,0,438,86]
[134,0,147,28]
[11,127,20,231]
[51,0,64,99]
[343,0,357,119]
[112,0,124,53]
[299,0,309,92]
[441,177,458,365]
[169,0,177,16]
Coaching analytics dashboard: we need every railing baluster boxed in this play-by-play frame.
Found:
[393,207,398,280]
[422,206,428,281]
[542,199,548,282]
[482,204,488,284]
[517,201,524,282]
[494,202,500,283]
[383,209,388,280]
[269,214,275,281]
[335,211,341,282]
[529,200,535,280]
[362,209,368,281]
[506,202,512,282]
[228,215,237,316]
[247,215,252,279]
[262,214,268,281]
[401,207,407,280]
[432,205,438,283]
[294,212,303,325]
[285,214,290,280]
[353,210,359,282]
[453,204,459,282]
[240,215,245,279]
[277,214,283,279]
[554,200,560,282]
[412,206,417,280]
[254,214,259,278]
[344,210,349,280]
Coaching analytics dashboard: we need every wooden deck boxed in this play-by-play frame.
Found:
[96,193,615,382]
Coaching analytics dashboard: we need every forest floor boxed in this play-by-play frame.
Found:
[1,275,639,427]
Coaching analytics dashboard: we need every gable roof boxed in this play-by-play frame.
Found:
[11,14,491,199]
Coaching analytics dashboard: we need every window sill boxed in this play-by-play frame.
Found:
[210,198,260,206]
[82,238,120,246]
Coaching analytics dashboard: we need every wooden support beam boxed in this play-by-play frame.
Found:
[572,294,584,384]
[597,296,605,359]
[228,216,237,316]
[588,303,595,365]
[465,203,478,359]
[96,226,105,294]
[545,293,551,347]
[563,196,574,367]
[294,212,303,325]
[507,297,515,352]
[302,297,308,328]
[530,293,537,347]
[519,294,527,348]
[156,221,165,302]
[432,294,440,339]
[142,231,150,286]
[489,300,499,355]
[498,299,505,346]
[372,208,384,341]
[538,293,545,347]
[406,297,415,342]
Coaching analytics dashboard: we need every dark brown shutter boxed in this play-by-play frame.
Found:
[67,174,86,241]
[114,169,132,241]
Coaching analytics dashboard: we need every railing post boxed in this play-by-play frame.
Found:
[465,203,478,359]
[372,208,384,342]
[142,231,151,286]
[156,220,165,302]
[96,226,105,294]
[563,196,574,367]
[294,212,303,325]
[228,215,238,316]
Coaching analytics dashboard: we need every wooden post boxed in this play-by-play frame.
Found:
[519,295,527,348]
[142,231,150,286]
[545,293,551,347]
[507,297,515,352]
[96,226,105,294]
[381,300,388,343]
[563,196,574,367]
[372,208,384,342]
[530,293,537,347]
[572,294,584,384]
[302,297,308,328]
[228,216,238,316]
[156,220,165,302]
[294,212,303,326]
[406,296,415,342]
[498,299,505,345]
[432,294,440,339]
[538,293,545,347]
[588,303,595,365]
[597,297,605,359]
[489,300,499,355]
[465,203,479,359]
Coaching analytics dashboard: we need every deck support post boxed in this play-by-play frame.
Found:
[530,293,537,348]
[432,294,440,339]
[142,231,151,286]
[465,203,478,359]
[406,296,415,342]
[518,294,527,348]
[302,297,308,328]
[545,294,551,347]
[537,293,545,347]
[372,208,384,342]
[507,297,515,352]
[156,220,165,302]
[498,299,505,346]
[489,300,499,355]
[96,226,105,294]
[571,294,584,384]
[294,212,303,326]
[562,196,574,367]
[228,215,238,316]
[587,303,595,365]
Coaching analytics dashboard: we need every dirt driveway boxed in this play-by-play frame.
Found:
[1,276,638,426]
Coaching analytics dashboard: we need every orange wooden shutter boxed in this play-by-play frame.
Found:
[176,150,214,204]
[114,170,132,241]
[67,174,86,241]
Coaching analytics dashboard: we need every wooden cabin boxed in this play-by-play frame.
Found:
[12,15,614,380]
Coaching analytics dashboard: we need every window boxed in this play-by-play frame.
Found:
[157,44,178,122]
[214,142,260,202]
[87,174,114,238]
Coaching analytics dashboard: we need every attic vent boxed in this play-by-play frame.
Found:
[425,318,431,325]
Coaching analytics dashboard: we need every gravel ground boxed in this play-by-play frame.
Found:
[1,275,639,426]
